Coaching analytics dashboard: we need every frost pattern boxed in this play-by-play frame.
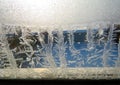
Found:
[0,23,120,68]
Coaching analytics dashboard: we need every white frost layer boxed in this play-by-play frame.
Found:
[0,68,120,79]
[1,0,120,25]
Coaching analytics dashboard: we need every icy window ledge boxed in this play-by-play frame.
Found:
[0,68,120,79]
